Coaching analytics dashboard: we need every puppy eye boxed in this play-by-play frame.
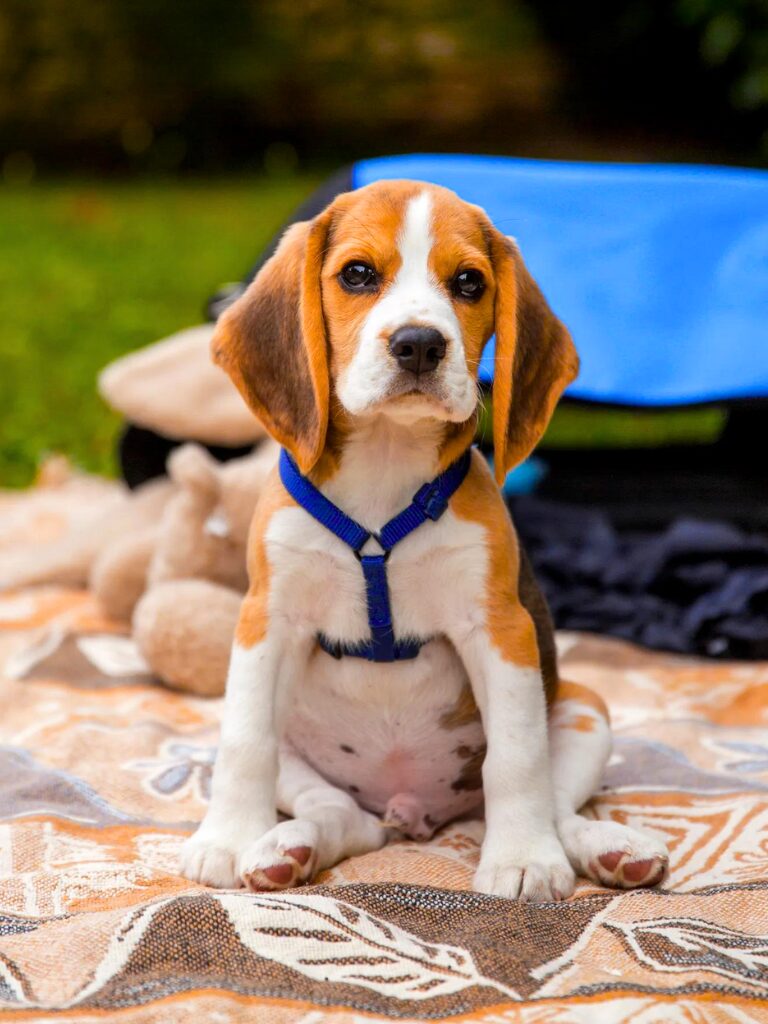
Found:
[452,269,485,301]
[339,262,378,291]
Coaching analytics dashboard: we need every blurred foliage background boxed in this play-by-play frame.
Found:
[0,0,766,484]
[3,0,767,174]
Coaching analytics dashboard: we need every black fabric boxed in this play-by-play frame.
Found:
[538,406,768,532]
[118,423,253,489]
[512,496,768,660]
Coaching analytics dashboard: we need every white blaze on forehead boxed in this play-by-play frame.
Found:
[396,191,434,288]
[381,190,444,321]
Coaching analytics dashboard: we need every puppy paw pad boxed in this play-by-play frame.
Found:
[262,862,295,886]
[622,857,655,882]
[589,849,667,888]
[623,856,667,886]
[285,845,313,867]
[598,850,624,872]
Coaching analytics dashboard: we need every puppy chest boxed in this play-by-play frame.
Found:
[266,497,488,650]
[270,530,478,647]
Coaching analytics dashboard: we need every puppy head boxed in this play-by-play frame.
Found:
[213,180,578,478]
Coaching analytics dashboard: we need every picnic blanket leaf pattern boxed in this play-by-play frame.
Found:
[1,481,768,1021]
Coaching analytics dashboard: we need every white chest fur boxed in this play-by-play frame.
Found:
[264,493,487,649]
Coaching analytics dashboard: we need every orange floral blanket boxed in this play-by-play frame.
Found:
[1,478,767,1022]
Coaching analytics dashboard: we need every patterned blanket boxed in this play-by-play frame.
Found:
[1,478,767,1022]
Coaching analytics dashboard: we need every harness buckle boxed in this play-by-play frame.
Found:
[412,482,448,521]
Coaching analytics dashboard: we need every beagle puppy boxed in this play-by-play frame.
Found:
[181,180,668,900]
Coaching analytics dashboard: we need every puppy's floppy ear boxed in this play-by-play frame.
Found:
[212,214,331,473]
[490,231,579,485]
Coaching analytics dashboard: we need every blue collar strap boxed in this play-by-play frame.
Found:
[278,447,472,662]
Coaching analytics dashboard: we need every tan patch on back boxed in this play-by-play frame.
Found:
[556,680,610,724]
[451,452,540,671]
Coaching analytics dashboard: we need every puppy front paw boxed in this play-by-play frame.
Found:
[240,819,321,891]
[559,816,668,889]
[474,837,575,902]
[181,826,258,889]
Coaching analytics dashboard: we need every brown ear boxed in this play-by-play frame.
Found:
[211,215,331,473]
[490,232,579,484]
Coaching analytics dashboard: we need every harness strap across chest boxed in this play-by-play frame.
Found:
[278,447,472,663]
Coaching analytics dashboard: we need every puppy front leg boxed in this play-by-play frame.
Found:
[180,597,307,889]
[455,621,575,902]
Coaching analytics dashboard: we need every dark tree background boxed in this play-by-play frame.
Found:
[0,0,766,175]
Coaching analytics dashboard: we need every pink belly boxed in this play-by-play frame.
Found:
[287,680,486,840]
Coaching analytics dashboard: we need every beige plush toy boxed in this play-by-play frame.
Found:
[94,440,278,697]
[98,324,266,449]
[133,580,243,698]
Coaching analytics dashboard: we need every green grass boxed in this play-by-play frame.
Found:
[542,403,725,448]
[0,176,724,487]
[0,176,318,486]
[476,395,724,450]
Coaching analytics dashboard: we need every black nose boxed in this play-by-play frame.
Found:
[388,326,447,374]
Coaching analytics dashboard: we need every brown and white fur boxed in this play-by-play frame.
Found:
[180,181,668,900]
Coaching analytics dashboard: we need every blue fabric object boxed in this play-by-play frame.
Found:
[278,447,472,661]
[353,155,768,407]
[498,456,548,497]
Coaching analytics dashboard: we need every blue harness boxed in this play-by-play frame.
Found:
[278,447,472,663]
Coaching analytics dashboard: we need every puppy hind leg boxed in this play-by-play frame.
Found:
[240,740,387,891]
[552,681,669,890]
